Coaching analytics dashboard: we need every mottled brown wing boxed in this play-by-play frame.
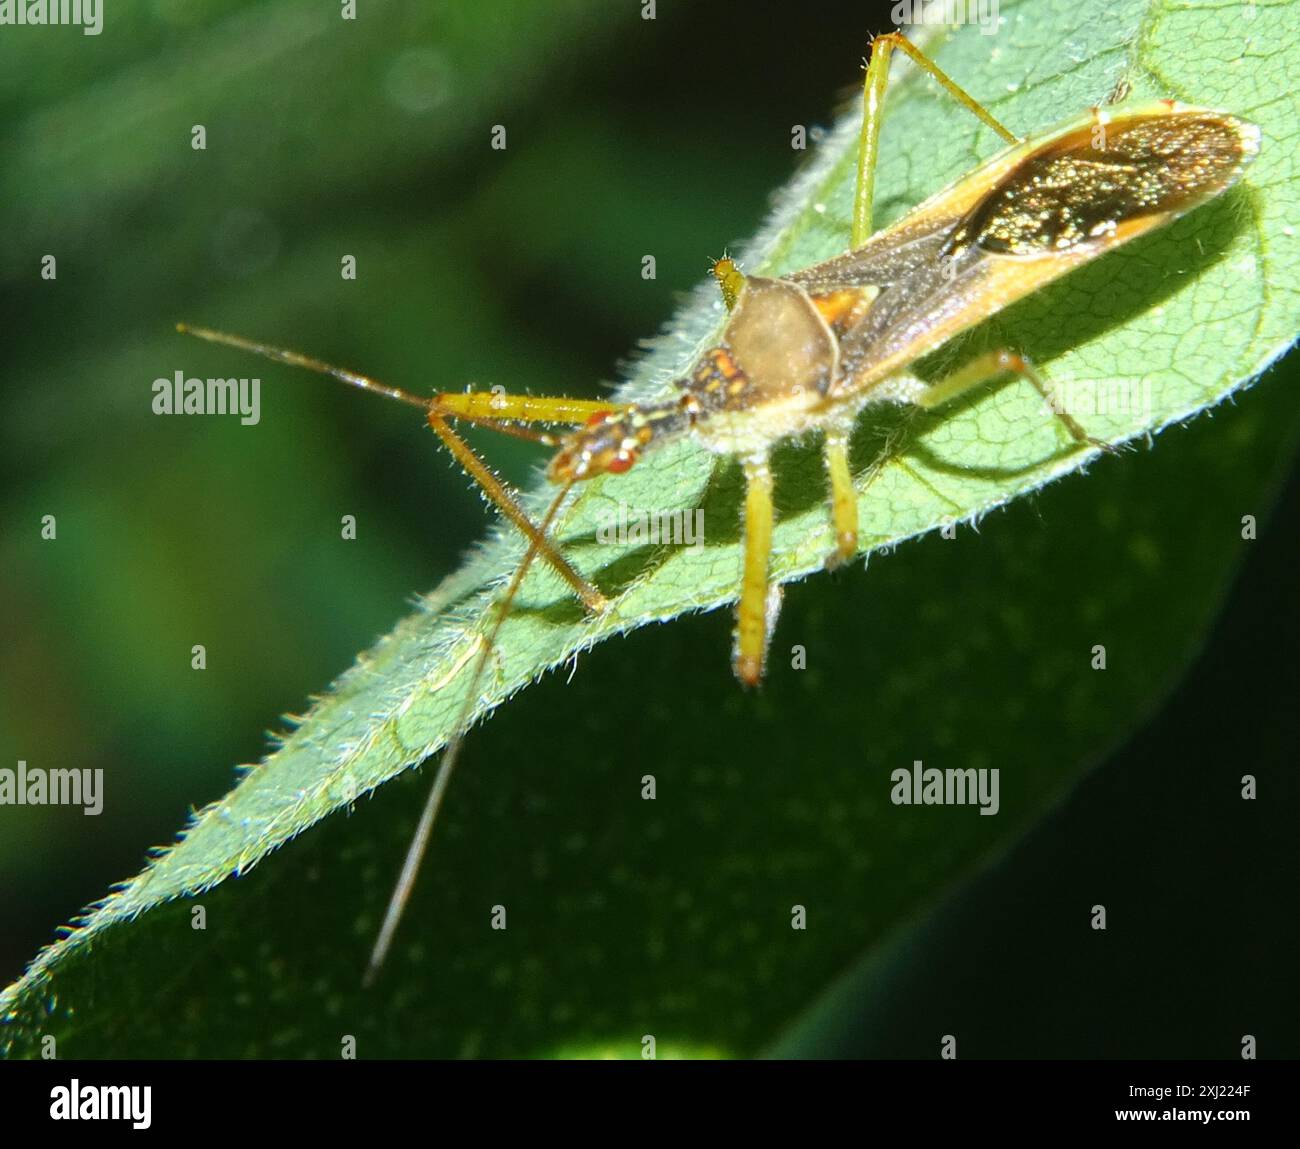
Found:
[790,103,1259,398]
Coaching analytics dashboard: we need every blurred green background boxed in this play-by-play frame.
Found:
[1,0,1296,1056]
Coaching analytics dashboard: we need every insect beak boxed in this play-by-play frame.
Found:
[546,441,585,483]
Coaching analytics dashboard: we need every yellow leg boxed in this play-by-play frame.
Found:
[426,414,607,612]
[434,390,625,429]
[734,455,775,686]
[916,348,1113,450]
[823,429,858,566]
[853,31,1019,247]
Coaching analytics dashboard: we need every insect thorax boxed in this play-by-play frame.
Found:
[552,275,878,476]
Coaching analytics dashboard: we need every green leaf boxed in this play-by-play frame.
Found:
[3,0,1297,1056]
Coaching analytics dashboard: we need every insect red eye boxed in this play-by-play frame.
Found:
[606,452,635,474]
[585,410,613,428]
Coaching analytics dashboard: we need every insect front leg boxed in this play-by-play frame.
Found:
[433,390,622,431]
[853,31,1019,247]
[914,348,1115,452]
[425,411,609,613]
[733,454,778,686]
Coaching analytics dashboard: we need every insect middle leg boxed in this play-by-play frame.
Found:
[853,31,1019,247]
[823,425,859,566]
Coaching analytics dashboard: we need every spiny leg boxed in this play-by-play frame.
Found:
[426,413,607,612]
[823,427,858,567]
[853,31,1019,247]
[434,389,626,430]
[178,322,618,611]
[734,455,776,686]
[915,347,1114,450]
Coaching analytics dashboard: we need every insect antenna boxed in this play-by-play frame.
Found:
[177,323,435,410]
[178,323,565,447]
[362,474,582,986]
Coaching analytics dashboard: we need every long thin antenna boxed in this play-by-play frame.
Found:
[176,323,433,410]
[178,322,565,446]
[362,475,581,987]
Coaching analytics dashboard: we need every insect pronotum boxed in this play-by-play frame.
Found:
[179,31,1259,983]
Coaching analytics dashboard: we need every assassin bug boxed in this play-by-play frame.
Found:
[179,31,1259,981]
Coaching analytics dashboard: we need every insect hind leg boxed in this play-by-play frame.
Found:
[914,348,1117,453]
[853,31,1019,247]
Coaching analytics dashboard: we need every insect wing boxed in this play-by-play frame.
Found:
[791,103,1259,396]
